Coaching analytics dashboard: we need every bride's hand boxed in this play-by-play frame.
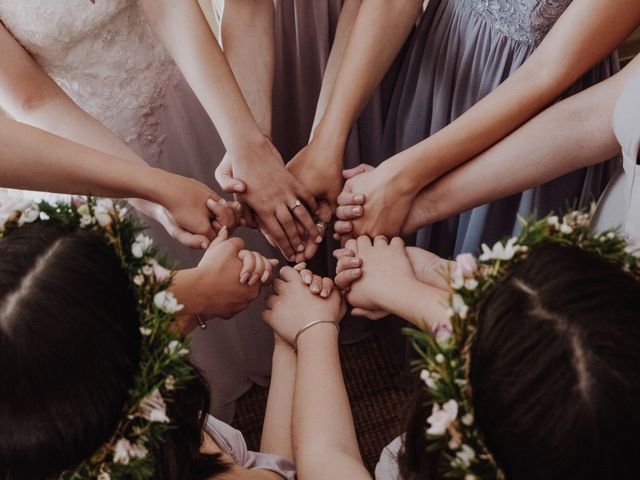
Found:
[262,266,346,346]
[215,139,323,261]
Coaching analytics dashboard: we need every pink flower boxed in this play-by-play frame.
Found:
[433,322,453,344]
[150,260,171,282]
[455,254,477,277]
[71,196,88,208]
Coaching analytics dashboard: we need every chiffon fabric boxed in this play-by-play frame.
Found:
[0,0,276,422]
[384,0,619,259]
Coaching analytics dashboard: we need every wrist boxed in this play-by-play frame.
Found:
[170,269,201,316]
[311,120,349,151]
[294,321,340,353]
[226,132,272,162]
[139,168,179,205]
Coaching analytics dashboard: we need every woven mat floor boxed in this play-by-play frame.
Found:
[231,333,414,472]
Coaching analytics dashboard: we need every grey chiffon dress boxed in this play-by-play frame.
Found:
[384,0,619,259]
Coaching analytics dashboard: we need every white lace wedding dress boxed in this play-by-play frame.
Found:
[0,0,275,421]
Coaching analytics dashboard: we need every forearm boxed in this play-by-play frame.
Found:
[0,116,174,201]
[403,58,638,232]
[293,325,369,480]
[140,0,264,152]
[221,0,274,136]
[314,0,421,148]
[260,341,296,461]
[394,0,640,193]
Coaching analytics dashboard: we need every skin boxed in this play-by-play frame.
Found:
[335,53,640,237]
[336,1,640,238]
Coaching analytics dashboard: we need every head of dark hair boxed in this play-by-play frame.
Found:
[400,243,640,480]
[0,222,226,480]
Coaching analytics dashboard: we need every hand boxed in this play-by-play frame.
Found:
[238,249,279,286]
[296,262,336,299]
[262,266,346,345]
[337,162,415,240]
[342,236,418,314]
[207,197,244,234]
[178,227,264,319]
[215,138,323,260]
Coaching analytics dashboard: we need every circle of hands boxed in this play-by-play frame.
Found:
[169,136,446,333]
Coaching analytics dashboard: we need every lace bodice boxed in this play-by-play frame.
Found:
[0,0,179,156]
[464,0,572,46]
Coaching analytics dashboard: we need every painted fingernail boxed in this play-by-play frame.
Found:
[352,206,362,215]
[351,258,361,267]
[207,198,216,207]
[240,272,250,284]
[248,273,260,286]
[315,235,323,244]
[201,241,209,249]
[352,268,362,277]
[321,289,329,298]
[311,285,320,294]
[355,194,364,203]
[296,244,304,253]
[303,274,312,284]
[261,271,270,283]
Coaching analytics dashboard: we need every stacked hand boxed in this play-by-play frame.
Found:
[215,137,325,262]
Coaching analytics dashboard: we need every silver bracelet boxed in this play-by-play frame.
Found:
[293,320,340,352]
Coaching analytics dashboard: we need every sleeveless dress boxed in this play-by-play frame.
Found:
[0,0,276,422]
[384,0,619,259]
[204,415,296,479]
[374,68,640,480]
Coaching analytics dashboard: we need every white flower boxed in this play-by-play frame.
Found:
[455,444,476,468]
[450,265,465,290]
[547,216,559,227]
[464,278,478,291]
[420,369,437,389]
[606,231,616,239]
[154,290,183,314]
[138,388,170,423]
[461,413,474,426]
[479,237,519,262]
[141,264,153,276]
[94,198,115,228]
[435,353,445,364]
[165,340,189,357]
[451,294,469,320]
[112,438,148,465]
[560,223,573,235]
[133,275,145,286]
[118,206,129,219]
[165,375,176,391]
[426,399,458,436]
[465,475,479,480]
[131,234,153,258]
[139,327,152,336]
[97,472,111,480]
[18,203,40,225]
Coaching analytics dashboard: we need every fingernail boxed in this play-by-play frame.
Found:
[248,273,260,286]
[202,241,209,249]
[352,268,361,277]
[351,258,361,267]
[355,195,364,203]
[261,271,270,283]
[321,289,329,298]
[311,285,320,294]
[296,244,304,253]
[240,272,250,284]
[315,235,323,244]
[288,255,296,262]
[303,274,312,284]
[352,206,362,215]
[207,198,215,207]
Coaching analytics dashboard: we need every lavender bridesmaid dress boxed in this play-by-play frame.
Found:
[384,0,618,259]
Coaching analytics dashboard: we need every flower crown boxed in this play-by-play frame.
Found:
[0,197,192,480]
[405,207,640,480]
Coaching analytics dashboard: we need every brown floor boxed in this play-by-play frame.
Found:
[231,333,416,473]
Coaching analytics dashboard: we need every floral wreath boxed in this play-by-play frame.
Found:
[405,207,640,480]
[0,197,192,480]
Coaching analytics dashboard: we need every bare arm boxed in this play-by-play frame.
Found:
[402,54,640,233]
[260,339,296,462]
[392,0,640,195]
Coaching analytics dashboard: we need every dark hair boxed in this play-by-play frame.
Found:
[0,222,226,480]
[400,243,640,480]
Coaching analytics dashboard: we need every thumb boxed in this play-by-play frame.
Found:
[215,160,247,193]
[342,163,374,180]
[209,226,229,248]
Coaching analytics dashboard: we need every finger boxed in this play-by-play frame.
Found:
[262,308,273,325]
[335,268,362,290]
[309,275,323,295]
[333,248,355,260]
[293,262,307,272]
[210,226,229,248]
[351,307,388,320]
[289,201,322,245]
[273,278,284,294]
[390,237,405,249]
[238,250,256,284]
[169,222,210,249]
[345,238,358,253]
[261,257,277,284]
[300,240,320,262]
[337,192,366,206]
[264,214,295,260]
[334,220,353,235]
[215,161,247,193]
[276,205,303,255]
[293,184,319,215]
[279,265,302,283]
[336,205,364,220]
[300,269,313,285]
[207,198,235,227]
[248,252,267,286]
[265,294,277,309]
[320,277,334,298]
[342,163,374,180]
[336,256,362,274]
[373,235,389,246]
[356,235,373,251]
